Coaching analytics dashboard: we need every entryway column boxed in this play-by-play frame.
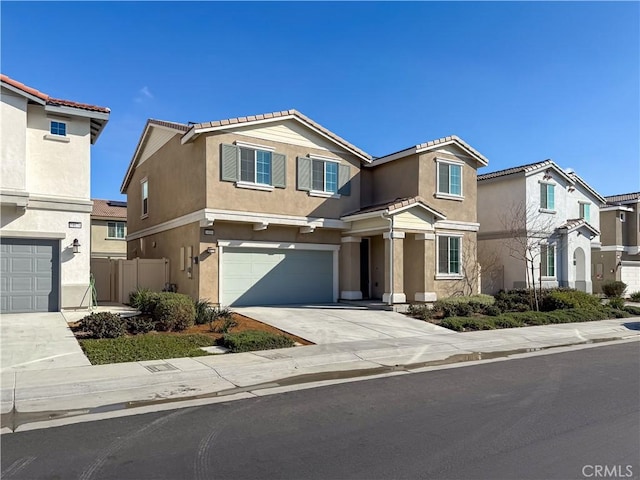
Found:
[414,232,437,302]
[382,231,406,303]
[340,236,362,300]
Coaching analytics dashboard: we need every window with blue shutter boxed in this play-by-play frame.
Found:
[221,143,285,188]
[303,157,349,196]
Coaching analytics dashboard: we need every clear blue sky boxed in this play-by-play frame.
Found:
[2,1,638,200]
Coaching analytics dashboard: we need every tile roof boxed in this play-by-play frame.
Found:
[149,118,190,132]
[558,218,599,235]
[477,160,554,181]
[188,109,372,161]
[604,192,640,205]
[92,199,127,219]
[1,74,110,113]
[343,196,446,219]
[416,135,489,166]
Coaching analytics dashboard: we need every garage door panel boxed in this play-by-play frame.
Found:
[0,238,59,313]
[222,247,334,306]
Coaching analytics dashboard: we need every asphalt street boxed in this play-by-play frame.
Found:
[2,342,639,480]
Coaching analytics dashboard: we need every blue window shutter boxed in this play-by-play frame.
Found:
[221,144,239,182]
[338,164,351,196]
[272,153,286,188]
[297,157,311,191]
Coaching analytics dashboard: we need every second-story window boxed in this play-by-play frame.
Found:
[107,221,126,239]
[50,121,67,136]
[312,159,338,194]
[540,183,555,210]
[579,202,590,222]
[240,147,272,185]
[141,179,148,217]
[437,160,462,197]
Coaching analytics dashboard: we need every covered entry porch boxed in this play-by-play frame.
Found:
[340,197,457,305]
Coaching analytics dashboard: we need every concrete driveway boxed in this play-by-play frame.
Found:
[234,304,454,344]
[1,312,91,372]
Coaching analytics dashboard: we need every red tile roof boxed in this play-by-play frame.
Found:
[1,74,110,114]
[92,199,127,219]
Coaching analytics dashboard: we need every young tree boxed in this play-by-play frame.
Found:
[499,201,557,310]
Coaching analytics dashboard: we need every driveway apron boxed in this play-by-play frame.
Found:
[233,304,454,344]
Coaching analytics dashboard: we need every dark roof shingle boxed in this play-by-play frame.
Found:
[604,192,640,205]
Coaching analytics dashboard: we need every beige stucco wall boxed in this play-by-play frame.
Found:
[91,219,127,258]
[370,235,385,299]
[478,175,527,233]
[367,156,420,206]
[26,105,91,199]
[126,134,206,234]
[204,132,362,219]
[1,89,27,191]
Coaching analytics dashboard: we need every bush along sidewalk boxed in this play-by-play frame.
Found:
[406,288,639,332]
[220,330,295,353]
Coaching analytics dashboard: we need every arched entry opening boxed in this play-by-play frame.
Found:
[573,247,587,292]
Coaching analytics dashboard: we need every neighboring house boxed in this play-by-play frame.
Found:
[0,75,109,313]
[90,199,127,259]
[594,192,640,296]
[120,109,489,306]
[477,160,605,294]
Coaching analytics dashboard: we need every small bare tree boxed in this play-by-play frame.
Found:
[451,236,501,296]
[499,201,557,310]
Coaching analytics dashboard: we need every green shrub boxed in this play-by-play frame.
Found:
[440,316,496,332]
[194,299,215,325]
[624,305,640,316]
[492,316,526,328]
[128,288,159,314]
[407,304,432,320]
[438,294,495,306]
[152,293,196,331]
[221,330,295,353]
[211,307,236,333]
[483,305,502,317]
[126,316,156,335]
[601,281,627,298]
[494,289,533,311]
[541,289,601,311]
[79,312,127,339]
[629,292,640,302]
[608,297,625,310]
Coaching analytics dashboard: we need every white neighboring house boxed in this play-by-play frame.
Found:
[477,160,605,294]
[1,74,110,313]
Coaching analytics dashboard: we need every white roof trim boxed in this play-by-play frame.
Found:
[1,82,46,105]
[370,138,488,167]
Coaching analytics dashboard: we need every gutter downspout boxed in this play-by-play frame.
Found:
[382,211,394,306]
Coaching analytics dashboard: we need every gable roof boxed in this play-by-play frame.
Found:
[604,192,640,205]
[342,196,446,221]
[1,74,110,143]
[478,159,605,204]
[477,159,559,181]
[120,118,189,192]
[92,199,127,220]
[181,109,372,163]
[369,135,489,168]
[557,218,600,236]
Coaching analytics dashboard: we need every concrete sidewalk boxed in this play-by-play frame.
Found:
[1,317,639,433]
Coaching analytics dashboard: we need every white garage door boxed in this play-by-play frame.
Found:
[221,247,334,306]
[0,238,59,313]
[621,262,640,296]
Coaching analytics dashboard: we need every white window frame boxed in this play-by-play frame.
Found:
[435,234,463,279]
[579,201,591,222]
[310,157,341,198]
[141,177,149,219]
[540,243,556,278]
[50,120,67,136]
[107,221,126,239]
[539,181,556,213]
[435,158,464,201]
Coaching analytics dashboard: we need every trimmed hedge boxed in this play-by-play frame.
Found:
[440,307,629,332]
[221,330,295,353]
[152,293,196,331]
[630,292,640,302]
[79,312,127,339]
[540,290,601,311]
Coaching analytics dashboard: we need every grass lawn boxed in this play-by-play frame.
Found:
[79,333,215,365]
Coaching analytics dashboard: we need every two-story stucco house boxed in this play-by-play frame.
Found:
[477,160,605,294]
[593,192,640,296]
[90,199,127,260]
[1,75,109,313]
[121,110,488,306]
